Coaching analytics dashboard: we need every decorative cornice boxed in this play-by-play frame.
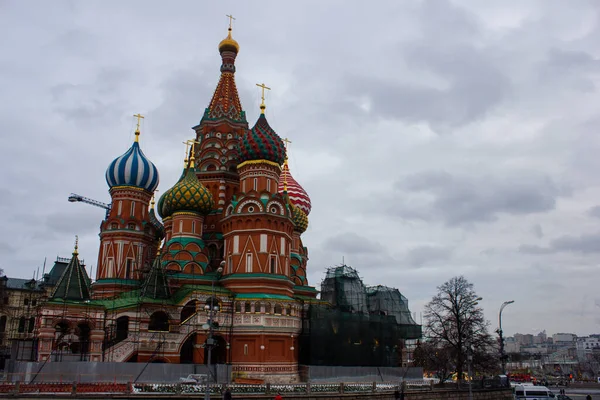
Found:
[238,159,282,170]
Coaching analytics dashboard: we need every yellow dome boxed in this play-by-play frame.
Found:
[219,28,239,53]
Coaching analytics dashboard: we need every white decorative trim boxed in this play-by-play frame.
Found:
[236,199,264,213]
[266,201,285,216]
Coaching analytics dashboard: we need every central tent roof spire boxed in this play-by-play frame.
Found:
[204,16,244,123]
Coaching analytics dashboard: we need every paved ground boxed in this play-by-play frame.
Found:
[565,388,600,398]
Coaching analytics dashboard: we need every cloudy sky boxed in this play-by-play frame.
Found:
[1,0,600,337]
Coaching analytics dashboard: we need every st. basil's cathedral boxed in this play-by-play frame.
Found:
[28,24,420,383]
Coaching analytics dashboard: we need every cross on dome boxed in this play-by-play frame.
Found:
[256,82,271,114]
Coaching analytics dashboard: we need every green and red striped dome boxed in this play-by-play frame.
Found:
[239,114,286,165]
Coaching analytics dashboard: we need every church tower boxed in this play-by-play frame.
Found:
[158,144,215,281]
[192,22,248,272]
[94,117,162,298]
[221,93,295,296]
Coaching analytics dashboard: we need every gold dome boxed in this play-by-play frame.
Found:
[219,28,239,53]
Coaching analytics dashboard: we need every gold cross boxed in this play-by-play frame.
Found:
[226,14,236,30]
[133,113,144,132]
[282,137,293,149]
[256,83,271,113]
[182,139,200,166]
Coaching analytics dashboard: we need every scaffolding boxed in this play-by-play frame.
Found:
[320,265,368,314]
[298,265,422,367]
[366,285,417,325]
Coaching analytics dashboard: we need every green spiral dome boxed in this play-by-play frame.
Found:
[161,168,214,217]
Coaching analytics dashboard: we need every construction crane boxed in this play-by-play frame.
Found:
[68,193,111,219]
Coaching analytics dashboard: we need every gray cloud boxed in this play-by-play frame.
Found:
[521,232,600,255]
[588,206,600,218]
[323,232,384,255]
[392,171,568,226]
[404,245,453,267]
[1,0,600,336]
[531,224,544,238]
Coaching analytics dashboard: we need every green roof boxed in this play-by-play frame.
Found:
[51,251,91,301]
[294,285,317,292]
[140,255,170,300]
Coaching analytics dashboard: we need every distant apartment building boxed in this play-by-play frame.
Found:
[505,337,521,353]
[533,331,547,344]
[514,333,534,346]
[576,336,600,351]
[552,333,576,343]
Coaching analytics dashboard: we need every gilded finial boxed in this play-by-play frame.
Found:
[151,193,156,209]
[219,14,240,53]
[283,158,289,192]
[282,138,292,191]
[133,113,145,142]
[183,139,200,169]
[256,83,271,114]
[226,14,236,31]
[73,235,79,256]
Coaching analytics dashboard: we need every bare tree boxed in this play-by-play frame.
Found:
[413,340,455,382]
[424,276,494,383]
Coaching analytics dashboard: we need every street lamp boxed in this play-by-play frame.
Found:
[497,300,514,376]
[465,297,481,400]
[204,262,224,400]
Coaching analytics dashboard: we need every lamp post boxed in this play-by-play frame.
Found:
[204,262,224,400]
[497,300,514,376]
[464,297,481,400]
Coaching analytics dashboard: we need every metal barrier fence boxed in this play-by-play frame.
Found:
[0,380,435,395]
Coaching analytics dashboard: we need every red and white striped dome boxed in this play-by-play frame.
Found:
[278,162,311,216]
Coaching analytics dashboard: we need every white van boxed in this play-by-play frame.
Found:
[514,385,556,399]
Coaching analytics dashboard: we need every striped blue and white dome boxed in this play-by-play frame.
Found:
[105,141,159,192]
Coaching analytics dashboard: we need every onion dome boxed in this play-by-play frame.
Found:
[105,130,159,193]
[156,189,168,219]
[161,165,214,217]
[279,161,312,215]
[219,27,240,54]
[239,114,286,165]
[290,203,309,234]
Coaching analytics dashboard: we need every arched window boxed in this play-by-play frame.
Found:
[148,311,170,332]
[274,304,283,315]
[235,302,242,313]
[205,297,219,311]
[181,300,197,323]
[265,304,272,314]
[285,305,291,316]
[244,303,251,313]
[254,302,261,313]
[0,316,6,333]
[28,317,35,333]
[18,317,26,333]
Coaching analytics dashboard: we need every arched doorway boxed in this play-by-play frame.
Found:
[180,333,196,364]
[204,335,227,365]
